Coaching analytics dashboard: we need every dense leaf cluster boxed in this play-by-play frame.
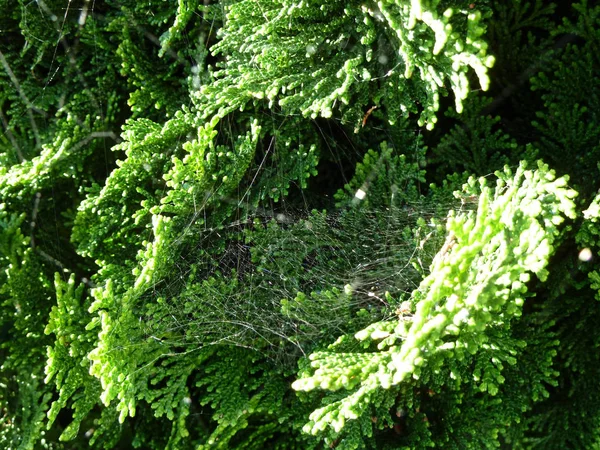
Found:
[2,1,600,449]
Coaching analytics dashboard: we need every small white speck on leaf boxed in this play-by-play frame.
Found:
[579,248,593,262]
[355,189,366,200]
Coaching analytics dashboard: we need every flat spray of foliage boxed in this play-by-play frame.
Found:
[2,0,600,449]
[294,162,577,436]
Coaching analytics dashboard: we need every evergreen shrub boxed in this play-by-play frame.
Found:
[1,1,600,448]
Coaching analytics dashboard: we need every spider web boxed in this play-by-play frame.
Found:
[134,167,457,370]
[3,1,459,370]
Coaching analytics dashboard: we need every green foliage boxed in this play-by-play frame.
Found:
[3,1,600,449]
[293,162,576,441]
[44,273,100,442]
[429,94,521,175]
[530,40,600,191]
[200,0,495,129]
[0,205,54,449]
[334,139,426,208]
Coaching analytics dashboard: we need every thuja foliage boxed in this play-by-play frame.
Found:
[2,0,600,449]
[294,161,577,439]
